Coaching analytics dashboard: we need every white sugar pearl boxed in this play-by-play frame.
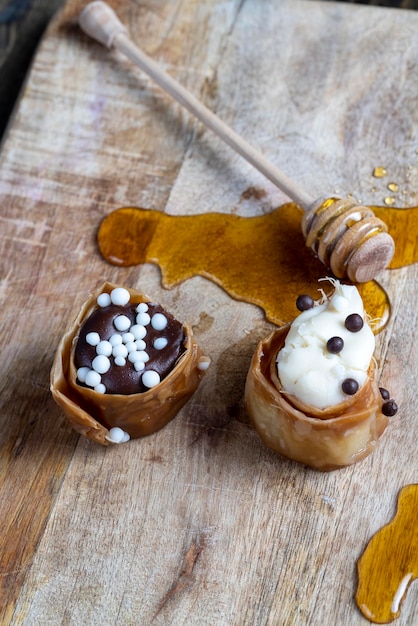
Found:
[77,367,90,383]
[106,427,127,444]
[136,312,150,326]
[332,295,348,312]
[142,370,160,388]
[153,337,168,350]
[126,350,148,364]
[109,333,122,346]
[125,341,137,353]
[86,332,100,346]
[94,383,106,394]
[197,357,211,371]
[136,302,149,313]
[110,287,130,306]
[122,332,135,344]
[112,344,128,358]
[85,370,101,388]
[92,355,111,374]
[96,340,112,356]
[151,313,168,330]
[97,292,111,307]
[134,361,145,372]
[130,324,147,340]
[114,315,131,331]
[114,356,126,366]
[135,339,146,351]
[136,350,150,363]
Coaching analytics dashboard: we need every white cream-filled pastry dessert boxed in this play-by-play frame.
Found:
[245,279,398,471]
[277,282,374,409]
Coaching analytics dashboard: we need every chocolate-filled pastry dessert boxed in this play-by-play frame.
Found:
[245,279,398,471]
[51,283,210,445]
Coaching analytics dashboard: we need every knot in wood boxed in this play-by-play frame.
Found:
[301,197,395,283]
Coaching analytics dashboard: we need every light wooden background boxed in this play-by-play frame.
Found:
[0,1,417,624]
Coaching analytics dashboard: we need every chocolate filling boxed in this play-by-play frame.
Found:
[74,302,185,394]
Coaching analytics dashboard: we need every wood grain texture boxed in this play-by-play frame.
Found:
[0,1,417,624]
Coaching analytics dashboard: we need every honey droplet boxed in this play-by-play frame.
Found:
[97,202,404,331]
[387,182,399,193]
[356,484,418,623]
[384,196,396,206]
[373,166,388,178]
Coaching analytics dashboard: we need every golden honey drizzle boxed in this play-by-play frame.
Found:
[98,201,418,330]
[356,484,418,624]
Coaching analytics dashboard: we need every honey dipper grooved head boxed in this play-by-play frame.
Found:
[345,232,395,283]
[302,198,395,283]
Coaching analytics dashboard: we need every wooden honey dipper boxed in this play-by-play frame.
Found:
[79,1,395,283]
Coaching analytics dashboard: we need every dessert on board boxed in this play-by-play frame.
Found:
[51,283,210,445]
[245,278,398,471]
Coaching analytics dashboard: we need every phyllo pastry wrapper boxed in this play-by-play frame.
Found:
[245,325,388,471]
[51,282,208,445]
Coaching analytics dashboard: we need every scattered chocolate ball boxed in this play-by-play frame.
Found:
[345,313,364,332]
[379,387,390,400]
[382,399,398,417]
[327,336,344,354]
[342,378,359,395]
[296,294,314,311]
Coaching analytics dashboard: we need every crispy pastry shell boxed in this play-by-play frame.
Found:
[51,282,207,445]
[245,325,388,471]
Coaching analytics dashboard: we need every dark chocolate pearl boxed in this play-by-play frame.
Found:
[344,313,364,332]
[379,387,390,400]
[342,378,359,395]
[296,294,314,311]
[382,400,398,417]
[327,336,344,354]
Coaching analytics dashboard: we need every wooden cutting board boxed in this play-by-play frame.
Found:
[0,0,417,624]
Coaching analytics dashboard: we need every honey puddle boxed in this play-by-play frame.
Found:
[356,484,418,624]
[98,202,418,330]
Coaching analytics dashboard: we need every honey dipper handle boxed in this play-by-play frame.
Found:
[79,2,314,209]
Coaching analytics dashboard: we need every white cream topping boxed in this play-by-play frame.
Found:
[276,280,375,409]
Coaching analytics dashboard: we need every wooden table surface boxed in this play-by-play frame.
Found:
[1,1,417,624]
